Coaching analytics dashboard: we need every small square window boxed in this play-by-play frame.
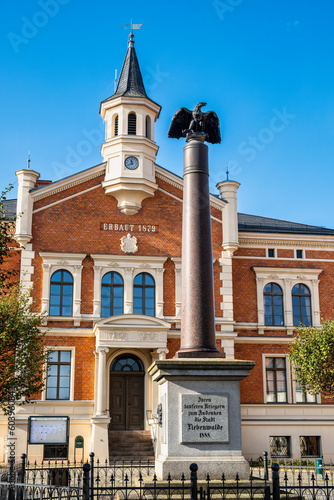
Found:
[296,250,303,259]
[300,436,320,457]
[268,249,275,258]
[270,436,290,457]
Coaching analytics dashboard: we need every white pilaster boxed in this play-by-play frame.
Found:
[93,266,103,317]
[14,169,40,247]
[124,267,134,313]
[96,347,109,417]
[156,268,165,318]
[172,258,182,320]
[216,180,240,257]
[73,265,83,326]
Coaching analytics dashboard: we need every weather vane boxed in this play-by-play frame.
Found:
[121,19,146,35]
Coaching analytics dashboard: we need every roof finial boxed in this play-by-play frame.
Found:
[121,19,146,46]
[226,162,229,181]
[27,151,31,169]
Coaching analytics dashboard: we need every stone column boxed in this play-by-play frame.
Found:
[96,347,109,416]
[176,138,222,358]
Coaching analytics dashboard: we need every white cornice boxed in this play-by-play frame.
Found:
[31,163,106,202]
[239,233,334,248]
[234,336,293,344]
[91,254,168,268]
[252,266,322,279]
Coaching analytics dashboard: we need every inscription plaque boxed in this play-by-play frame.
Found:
[181,394,229,444]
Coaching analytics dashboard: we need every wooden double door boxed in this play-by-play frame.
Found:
[109,372,145,430]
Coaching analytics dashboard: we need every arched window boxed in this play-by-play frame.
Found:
[114,114,119,136]
[101,272,124,317]
[50,270,73,316]
[264,283,284,326]
[292,284,312,326]
[133,272,155,316]
[128,112,136,135]
[145,115,151,139]
[111,354,144,372]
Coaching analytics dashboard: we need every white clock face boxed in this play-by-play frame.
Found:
[125,156,139,170]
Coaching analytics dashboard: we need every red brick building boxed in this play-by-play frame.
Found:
[2,33,334,463]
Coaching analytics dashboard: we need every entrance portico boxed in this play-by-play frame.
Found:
[91,315,170,460]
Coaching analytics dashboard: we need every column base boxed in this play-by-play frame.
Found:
[90,416,110,462]
[155,454,250,480]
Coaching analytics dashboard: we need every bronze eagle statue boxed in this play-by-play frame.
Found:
[168,102,221,144]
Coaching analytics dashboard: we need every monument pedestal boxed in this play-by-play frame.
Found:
[148,359,255,480]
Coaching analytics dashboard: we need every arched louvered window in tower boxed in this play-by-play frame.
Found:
[114,115,119,136]
[128,112,136,135]
[145,115,151,139]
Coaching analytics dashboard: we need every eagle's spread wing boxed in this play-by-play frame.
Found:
[168,107,192,139]
[203,110,221,144]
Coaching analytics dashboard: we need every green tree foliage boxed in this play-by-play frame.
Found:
[290,320,334,397]
[0,187,48,413]
[0,285,48,414]
[0,186,16,286]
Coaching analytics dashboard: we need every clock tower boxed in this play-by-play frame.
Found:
[100,32,161,215]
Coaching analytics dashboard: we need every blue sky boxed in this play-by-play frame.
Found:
[2,0,334,228]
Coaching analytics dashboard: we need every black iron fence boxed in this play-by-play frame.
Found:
[1,454,334,500]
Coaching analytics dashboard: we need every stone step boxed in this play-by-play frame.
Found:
[108,430,154,460]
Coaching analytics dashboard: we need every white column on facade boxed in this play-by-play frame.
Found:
[41,263,51,323]
[255,277,265,333]
[172,259,182,320]
[73,265,83,325]
[14,169,40,247]
[155,267,165,318]
[124,267,134,314]
[311,278,321,327]
[96,347,109,416]
[93,266,102,317]
[216,180,240,257]
[283,278,293,331]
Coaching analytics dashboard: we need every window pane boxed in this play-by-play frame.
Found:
[51,270,62,282]
[275,358,285,369]
[50,284,61,295]
[114,287,123,297]
[113,273,123,285]
[145,288,154,298]
[62,271,73,283]
[59,376,70,388]
[46,388,57,399]
[144,274,155,285]
[50,305,60,315]
[59,388,70,399]
[47,376,57,388]
[273,296,283,306]
[134,274,143,285]
[266,358,274,369]
[59,365,70,376]
[272,284,282,294]
[62,306,72,316]
[264,296,272,306]
[102,273,111,284]
[48,365,58,376]
[146,308,155,317]
[49,351,58,363]
[263,284,272,293]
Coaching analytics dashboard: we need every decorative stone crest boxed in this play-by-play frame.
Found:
[120,233,138,254]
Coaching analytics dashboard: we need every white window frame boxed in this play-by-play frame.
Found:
[291,366,321,404]
[91,255,167,319]
[262,353,292,404]
[254,267,322,334]
[40,253,86,326]
[42,346,75,401]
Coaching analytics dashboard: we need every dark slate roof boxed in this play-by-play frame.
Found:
[103,34,147,102]
[3,199,16,219]
[238,213,334,236]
